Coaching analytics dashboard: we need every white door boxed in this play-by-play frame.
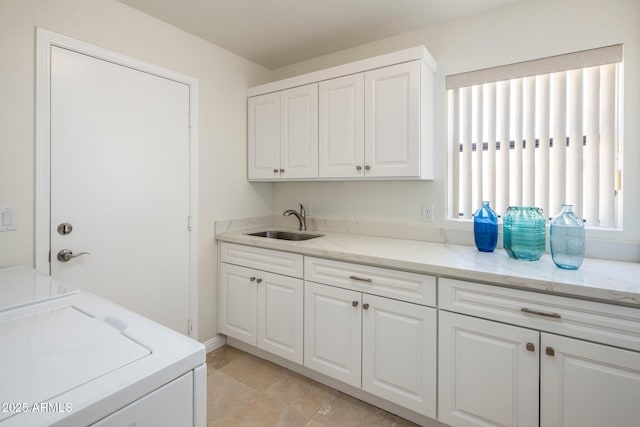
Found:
[248,92,281,180]
[257,271,303,364]
[438,311,539,427]
[541,333,640,427]
[48,46,193,335]
[319,74,365,178]
[362,295,437,417]
[219,263,258,345]
[304,281,361,388]
[364,61,420,178]
[280,83,318,179]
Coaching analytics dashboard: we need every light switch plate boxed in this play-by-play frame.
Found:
[0,208,17,231]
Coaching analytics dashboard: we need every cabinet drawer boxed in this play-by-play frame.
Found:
[220,242,303,278]
[439,278,640,352]
[305,257,436,307]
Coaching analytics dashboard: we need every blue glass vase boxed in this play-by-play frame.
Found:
[473,201,498,252]
[503,206,546,261]
[550,205,585,270]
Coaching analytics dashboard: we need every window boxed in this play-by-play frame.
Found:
[447,45,623,228]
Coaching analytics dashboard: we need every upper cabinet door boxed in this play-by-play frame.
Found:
[280,83,318,179]
[248,92,281,180]
[319,74,365,178]
[365,61,421,178]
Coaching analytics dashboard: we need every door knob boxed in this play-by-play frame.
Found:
[57,249,91,262]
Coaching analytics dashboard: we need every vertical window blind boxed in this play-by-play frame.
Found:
[447,45,622,227]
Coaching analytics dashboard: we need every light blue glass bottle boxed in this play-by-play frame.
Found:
[473,201,498,252]
[550,205,585,269]
[503,206,546,261]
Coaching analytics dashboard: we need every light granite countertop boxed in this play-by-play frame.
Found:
[216,227,640,308]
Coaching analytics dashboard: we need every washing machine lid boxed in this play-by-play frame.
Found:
[0,302,150,422]
[0,267,78,313]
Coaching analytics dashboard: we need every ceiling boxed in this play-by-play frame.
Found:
[118,0,522,70]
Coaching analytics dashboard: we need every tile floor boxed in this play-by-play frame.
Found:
[206,345,420,427]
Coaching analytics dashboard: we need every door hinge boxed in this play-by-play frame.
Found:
[48,251,51,263]
[188,319,193,335]
[187,215,193,231]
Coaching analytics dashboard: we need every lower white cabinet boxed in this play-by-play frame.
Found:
[439,286,640,427]
[304,281,436,418]
[304,281,362,388]
[541,333,640,427]
[438,311,539,427]
[362,294,436,417]
[219,263,303,364]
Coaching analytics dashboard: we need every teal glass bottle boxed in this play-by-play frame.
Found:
[473,201,498,252]
[503,206,546,261]
[550,205,585,269]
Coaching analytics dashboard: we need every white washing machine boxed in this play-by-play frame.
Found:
[0,267,206,427]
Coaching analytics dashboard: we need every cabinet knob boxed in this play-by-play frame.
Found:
[363,303,370,310]
[526,342,535,352]
[273,168,279,173]
[249,277,256,282]
[256,278,262,283]
[545,346,555,356]
[364,165,371,171]
[280,168,285,173]
[356,165,362,171]
[352,301,359,307]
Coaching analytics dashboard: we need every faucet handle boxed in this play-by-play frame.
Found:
[299,203,306,215]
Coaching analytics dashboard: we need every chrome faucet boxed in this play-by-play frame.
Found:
[283,203,307,231]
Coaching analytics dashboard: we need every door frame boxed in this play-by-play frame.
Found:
[35,28,199,338]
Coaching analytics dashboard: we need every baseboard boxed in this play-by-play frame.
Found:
[226,337,446,427]
[203,334,226,353]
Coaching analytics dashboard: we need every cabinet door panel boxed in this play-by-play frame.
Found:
[257,271,303,364]
[362,295,436,417]
[281,83,318,179]
[541,333,640,427]
[364,61,420,178]
[219,263,258,345]
[248,92,280,180]
[439,311,539,427]
[319,74,365,178]
[304,281,361,388]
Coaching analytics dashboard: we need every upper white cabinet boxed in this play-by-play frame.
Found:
[248,92,280,180]
[280,84,319,179]
[318,74,364,178]
[247,46,436,181]
[248,83,318,180]
[365,61,423,178]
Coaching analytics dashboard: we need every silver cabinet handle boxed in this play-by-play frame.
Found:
[57,249,91,263]
[280,168,285,173]
[356,165,362,171]
[349,275,372,283]
[526,342,535,352]
[364,165,371,170]
[256,278,262,283]
[250,277,256,282]
[521,307,561,319]
[352,301,359,307]
[273,169,279,173]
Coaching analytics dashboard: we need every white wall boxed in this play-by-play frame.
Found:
[0,0,273,342]
[272,0,640,246]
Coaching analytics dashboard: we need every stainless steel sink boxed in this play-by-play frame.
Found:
[246,230,324,241]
